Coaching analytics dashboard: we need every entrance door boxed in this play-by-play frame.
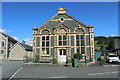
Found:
[58,49,66,63]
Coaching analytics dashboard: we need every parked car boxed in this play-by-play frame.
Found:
[106,54,119,63]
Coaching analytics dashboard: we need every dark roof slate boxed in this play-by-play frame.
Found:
[38,13,89,33]
[0,32,17,42]
[20,43,32,51]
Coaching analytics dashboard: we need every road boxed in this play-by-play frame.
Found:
[8,65,119,78]
[1,61,120,80]
[2,60,23,79]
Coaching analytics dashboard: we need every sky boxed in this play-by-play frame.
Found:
[1,2,118,45]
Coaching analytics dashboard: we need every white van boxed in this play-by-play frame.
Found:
[106,54,119,63]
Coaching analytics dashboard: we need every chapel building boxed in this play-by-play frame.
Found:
[33,7,94,63]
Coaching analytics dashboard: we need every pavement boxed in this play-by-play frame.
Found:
[1,61,120,80]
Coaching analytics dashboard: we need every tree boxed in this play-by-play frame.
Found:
[107,39,115,51]
[74,53,83,60]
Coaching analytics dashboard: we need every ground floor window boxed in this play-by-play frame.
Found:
[42,48,49,55]
[76,47,85,54]
[0,50,4,55]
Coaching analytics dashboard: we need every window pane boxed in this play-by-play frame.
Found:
[42,42,45,47]
[46,36,49,40]
[63,35,66,40]
[59,41,62,45]
[1,50,4,54]
[59,36,62,40]
[76,41,80,46]
[81,35,84,39]
[81,40,84,46]
[77,47,80,53]
[76,35,79,40]
[42,48,45,54]
[46,42,49,46]
[36,48,40,54]
[63,50,66,55]
[81,47,84,54]
[60,50,62,55]
[36,37,40,47]
[46,48,49,54]
[63,41,66,45]
[42,36,45,40]
[1,41,4,47]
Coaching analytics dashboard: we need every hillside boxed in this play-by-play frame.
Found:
[94,36,119,52]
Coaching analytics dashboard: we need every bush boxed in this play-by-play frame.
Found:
[34,54,39,63]
[99,58,105,65]
[52,58,58,64]
[74,53,83,60]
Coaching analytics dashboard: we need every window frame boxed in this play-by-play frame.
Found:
[58,35,67,46]
[42,36,50,55]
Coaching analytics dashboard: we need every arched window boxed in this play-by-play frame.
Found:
[1,41,4,47]
[41,29,50,34]
[1,50,4,54]
[76,28,84,33]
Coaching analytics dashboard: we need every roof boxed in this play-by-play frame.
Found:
[9,42,32,51]
[0,32,17,42]
[38,13,88,29]
[19,43,32,51]
[36,7,91,29]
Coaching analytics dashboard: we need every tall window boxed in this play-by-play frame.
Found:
[42,36,49,55]
[1,41,4,47]
[59,35,67,46]
[76,35,84,46]
[76,35,85,54]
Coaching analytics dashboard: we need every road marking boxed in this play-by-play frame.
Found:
[88,71,120,76]
[8,67,22,80]
[45,76,66,78]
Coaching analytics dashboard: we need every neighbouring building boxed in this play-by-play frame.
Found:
[33,7,94,63]
[9,41,33,60]
[0,32,17,60]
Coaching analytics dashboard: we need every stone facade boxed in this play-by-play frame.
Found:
[9,42,33,60]
[0,32,17,60]
[33,7,94,63]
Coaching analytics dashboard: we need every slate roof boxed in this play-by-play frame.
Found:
[20,43,32,51]
[38,13,88,29]
[0,32,17,42]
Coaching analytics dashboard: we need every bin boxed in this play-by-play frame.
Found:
[72,59,79,68]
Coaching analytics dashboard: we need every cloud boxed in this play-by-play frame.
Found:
[23,38,33,46]
[109,34,118,37]
[13,36,19,40]
[0,28,12,33]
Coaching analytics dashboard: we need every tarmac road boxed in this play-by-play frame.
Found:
[9,64,119,79]
[2,60,23,79]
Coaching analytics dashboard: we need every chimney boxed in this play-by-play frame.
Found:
[22,40,25,44]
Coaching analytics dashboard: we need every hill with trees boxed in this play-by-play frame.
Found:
[94,36,119,52]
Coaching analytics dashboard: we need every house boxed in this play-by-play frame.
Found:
[9,41,33,60]
[33,7,94,63]
[0,32,17,60]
